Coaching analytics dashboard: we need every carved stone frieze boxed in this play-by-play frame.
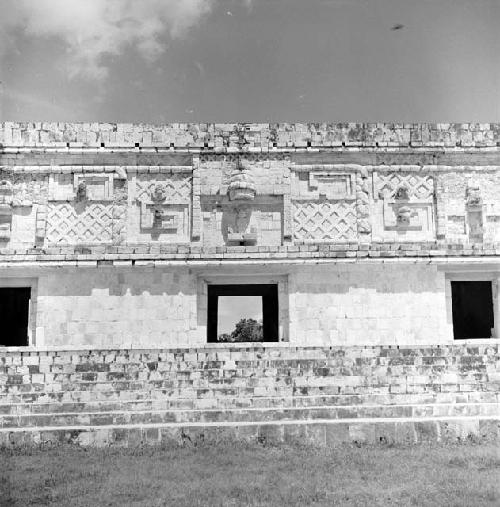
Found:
[227,160,257,202]
[0,179,34,241]
[466,182,484,242]
[135,173,191,203]
[373,172,435,240]
[200,153,288,163]
[225,205,257,245]
[308,172,355,200]
[293,201,357,242]
[44,171,130,245]
[356,168,371,236]
[46,203,114,244]
[133,173,191,242]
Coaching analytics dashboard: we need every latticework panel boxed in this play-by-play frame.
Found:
[376,173,434,200]
[293,201,357,241]
[135,174,191,203]
[46,203,114,244]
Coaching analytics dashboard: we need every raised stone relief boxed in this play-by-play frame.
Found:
[140,183,184,233]
[293,201,357,242]
[134,173,191,242]
[224,163,258,245]
[225,206,257,245]
[307,172,355,199]
[0,179,34,241]
[290,167,358,242]
[227,161,256,201]
[75,180,87,202]
[356,168,371,236]
[0,180,15,240]
[466,182,484,242]
[201,157,284,247]
[46,171,125,245]
[373,172,435,241]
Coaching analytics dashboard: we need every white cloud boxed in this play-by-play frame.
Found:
[0,0,217,80]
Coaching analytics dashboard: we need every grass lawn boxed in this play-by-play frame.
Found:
[1,442,499,506]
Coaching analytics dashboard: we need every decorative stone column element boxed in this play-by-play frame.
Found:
[225,158,258,245]
[0,179,33,242]
[0,180,14,240]
[435,176,446,240]
[227,159,256,201]
[356,167,371,236]
[466,181,483,243]
[282,193,292,241]
[191,156,202,241]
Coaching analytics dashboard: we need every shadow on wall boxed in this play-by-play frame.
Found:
[290,264,442,294]
[37,268,196,297]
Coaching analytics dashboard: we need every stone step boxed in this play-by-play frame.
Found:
[1,416,499,449]
[3,355,498,374]
[1,386,497,408]
[2,374,497,393]
[1,403,499,429]
[1,368,495,385]
[2,386,496,405]
[1,391,498,415]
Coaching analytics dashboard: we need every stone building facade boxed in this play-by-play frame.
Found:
[0,122,499,447]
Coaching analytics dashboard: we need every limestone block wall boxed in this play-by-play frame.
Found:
[0,344,499,448]
[289,264,449,346]
[34,268,200,348]
[9,263,452,348]
[1,122,500,350]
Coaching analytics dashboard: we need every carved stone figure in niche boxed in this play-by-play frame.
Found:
[151,183,167,203]
[75,181,87,202]
[391,186,416,227]
[223,160,258,245]
[466,182,483,242]
[0,180,34,241]
[384,185,426,232]
[226,205,257,245]
[0,181,14,240]
[394,186,410,201]
[396,206,415,226]
[153,208,164,228]
[466,183,482,210]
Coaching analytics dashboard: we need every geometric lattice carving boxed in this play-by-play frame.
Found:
[135,174,191,204]
[376,173,434,200]
[46,203,113,244]
[293,201,357,241]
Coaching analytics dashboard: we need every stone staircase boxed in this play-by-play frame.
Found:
[1,344,499,447]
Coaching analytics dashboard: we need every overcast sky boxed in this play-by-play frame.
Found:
[0,0,499,123]
[218,296,261,335]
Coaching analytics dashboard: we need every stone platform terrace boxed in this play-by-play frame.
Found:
[1,344,499,447]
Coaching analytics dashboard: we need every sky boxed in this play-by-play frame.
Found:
[218,296,262,335]
[0,0,499,123]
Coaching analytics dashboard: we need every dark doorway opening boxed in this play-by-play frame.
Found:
[451,281,493,339]
[207,284,279,343]
[0,287,31,346]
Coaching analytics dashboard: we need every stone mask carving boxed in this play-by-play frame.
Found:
[394,186,410,201]
[75,181,87,202]
[151,183,167,202]
[466,184,482,209]
[227,160,256,201]
[396,206,413,225]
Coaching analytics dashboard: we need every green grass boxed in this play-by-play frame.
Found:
[1,442,499,506]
